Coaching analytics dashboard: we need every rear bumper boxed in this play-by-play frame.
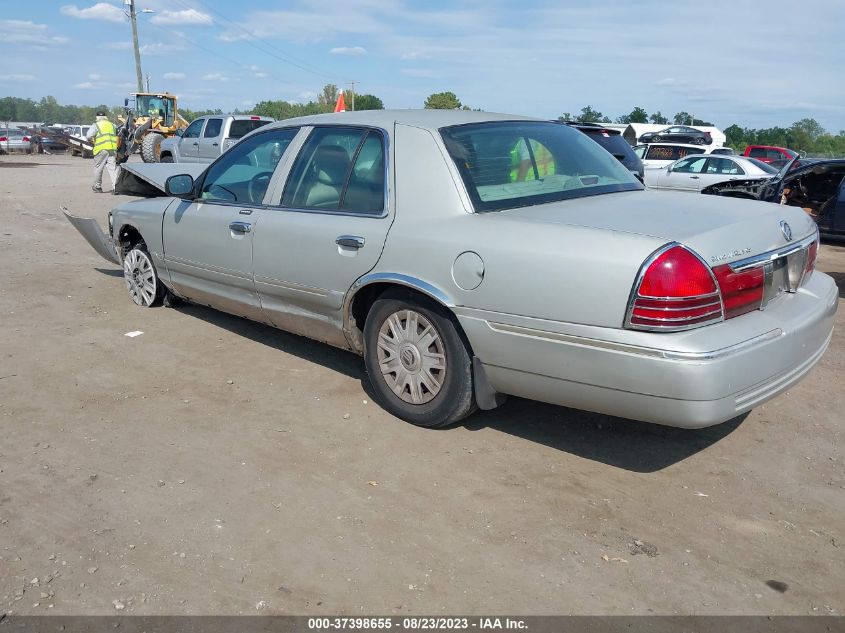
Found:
[457,271,837,428]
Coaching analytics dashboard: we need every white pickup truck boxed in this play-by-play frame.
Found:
[159,114,273,163]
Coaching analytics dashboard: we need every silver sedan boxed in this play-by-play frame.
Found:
[65,110,837,429]
[645,154,778,192]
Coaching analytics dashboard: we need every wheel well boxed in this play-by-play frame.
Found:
[117,224,144,255]
[348,282,473,356]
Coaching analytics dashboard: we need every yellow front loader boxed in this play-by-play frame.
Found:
[117,92,188,163]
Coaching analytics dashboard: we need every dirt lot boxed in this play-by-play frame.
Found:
[0,152,843,616]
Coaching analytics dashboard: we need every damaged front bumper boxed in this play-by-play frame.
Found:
[60,206,120,265]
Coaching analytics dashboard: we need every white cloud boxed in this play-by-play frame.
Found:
[0,74,36,82]
[104,41,131,50]
[139,42,184,55]
[88,73,101,80]
[151,9,212,26]
[60,3,125,23]
[248,65,268,78]
[73,79,134,90]
[201,73,232,82]
[163,72,186,80]
[73,81,96,89]
[330,46,367,56]
[0,19,69,46]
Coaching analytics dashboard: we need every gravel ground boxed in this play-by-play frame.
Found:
[0,152,843,616]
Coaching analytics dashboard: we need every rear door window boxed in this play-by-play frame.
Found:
[672,156,708,173]
[203,118,223,138]
[281,127,386,215]
[705,157,744,175]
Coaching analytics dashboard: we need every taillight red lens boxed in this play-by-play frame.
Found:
[22,136,30,142]
[0,136,7,142]
[628,245,723,330]
[712,264,765,319]
[805,237,818,275]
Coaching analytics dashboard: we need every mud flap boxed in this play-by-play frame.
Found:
[60,206,120,265]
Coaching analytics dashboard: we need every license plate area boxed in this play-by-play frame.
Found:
[762,249,807,307]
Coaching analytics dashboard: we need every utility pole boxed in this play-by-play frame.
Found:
[145,74,150,92]
[350,81,356,111]
[129,0,144,93]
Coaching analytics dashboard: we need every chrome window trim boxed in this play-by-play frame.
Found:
[273,124,391,219]
[624,242,724,332]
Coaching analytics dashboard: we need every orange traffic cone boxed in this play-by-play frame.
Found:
[334,92,346,112]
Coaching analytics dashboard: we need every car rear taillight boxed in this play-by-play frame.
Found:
[250,116,261,120]
[22,136,29,142]
[805,233,819,276]
[712,264,765,319]
[627,244,723,330]
[0,136,7,142]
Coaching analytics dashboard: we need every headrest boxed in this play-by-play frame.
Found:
[313,145,350,185]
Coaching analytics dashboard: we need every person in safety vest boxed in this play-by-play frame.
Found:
[86,110,119,193]
[510,137,556,182]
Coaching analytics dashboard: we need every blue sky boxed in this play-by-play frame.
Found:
[1,0,843,131]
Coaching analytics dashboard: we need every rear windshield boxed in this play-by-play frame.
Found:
[748,158,778,174]
[644,145,705,161]
[583,131,635,158]
[228,119,271,139]
[440,121,642,212]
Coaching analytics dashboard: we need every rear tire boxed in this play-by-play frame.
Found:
[363,292,475,428]
[141,133,164,163]
[123,243,166,307]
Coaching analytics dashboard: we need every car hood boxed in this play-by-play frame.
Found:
[494,189,817,265]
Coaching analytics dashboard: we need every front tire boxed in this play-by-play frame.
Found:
[364,293,475,428]
[123,244,165,307]
[140,133,164,163]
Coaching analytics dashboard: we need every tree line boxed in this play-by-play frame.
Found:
[3,90,844,156]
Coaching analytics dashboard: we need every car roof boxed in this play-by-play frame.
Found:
[262,109,538,132]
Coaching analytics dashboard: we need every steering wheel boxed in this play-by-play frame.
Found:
[247,171,273,203]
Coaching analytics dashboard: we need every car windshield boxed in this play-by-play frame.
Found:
[747,158,778,174]
[440,121,641,212]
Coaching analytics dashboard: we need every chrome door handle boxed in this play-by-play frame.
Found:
[192,142,199,146]
[690,176,699,179]
[212,142,218,146]
[336,235,365,249]
[238,208,253,215]
[229,221,251,234]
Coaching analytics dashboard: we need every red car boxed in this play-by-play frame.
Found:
[743,145,798,164]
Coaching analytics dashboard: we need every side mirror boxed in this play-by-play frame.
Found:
[165,174,194,198]
[666,165,673,172]
[175,129,184,137]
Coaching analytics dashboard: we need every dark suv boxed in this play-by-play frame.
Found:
[563,122,644,180]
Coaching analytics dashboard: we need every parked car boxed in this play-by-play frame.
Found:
[64,110,836,430]
[743,145,798,164]
[65,125,92,157]
[709,147,736,155]
[0,128,32,154]
[639,126,712,145]
[159,114,274,163]
[644,154,777,192]
[703,158,845,236]
[563,122,644,180]
[634,143,711,169]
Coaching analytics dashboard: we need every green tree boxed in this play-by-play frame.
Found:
[649,111,668,124]
[616,106,648,124]
[673,111,692,125]
[576,105,605,122]
[424,91,462,109]
[317,84,339,111]
[352,93,384,111]
[723,124,747,149]
[557,112,573,122]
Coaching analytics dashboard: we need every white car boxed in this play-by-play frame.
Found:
[644,154,778,193]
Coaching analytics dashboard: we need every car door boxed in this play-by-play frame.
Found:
[161,127,300,320]
[196,117,223,162]
[177,118,204,162]
[657,155,708,191]
[252,125,392,347]
[699,157,746,190]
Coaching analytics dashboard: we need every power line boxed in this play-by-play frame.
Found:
[169,0,347,83]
